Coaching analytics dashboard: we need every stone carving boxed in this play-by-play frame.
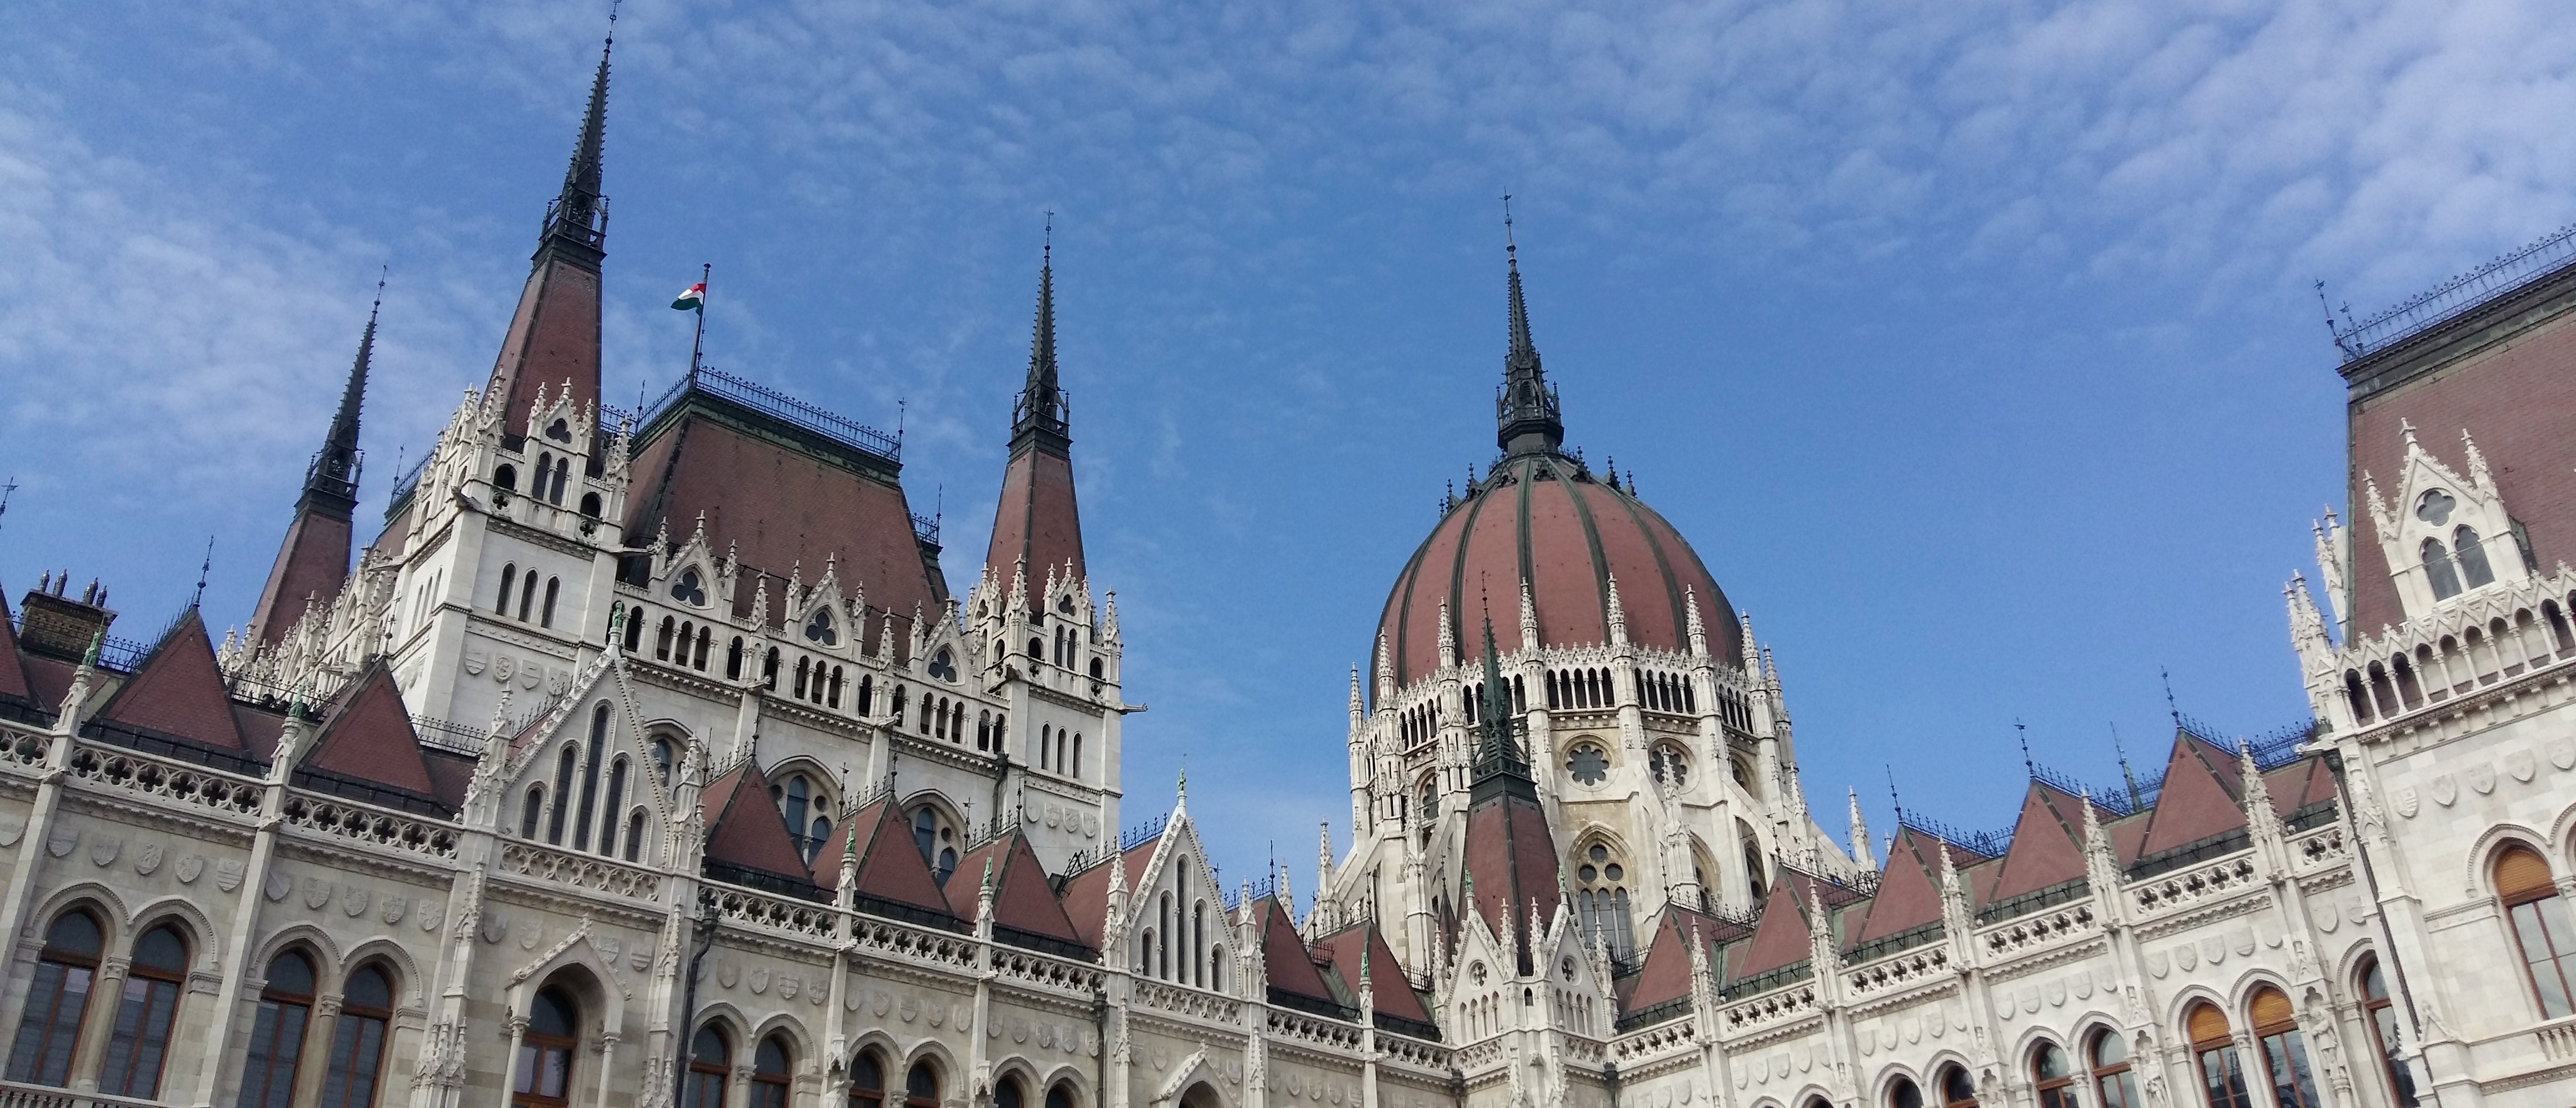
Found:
[2550,738,2576,771]
[749,967,769,995]
[265,872,293,903]
[2395,785,2419,818]
[2175,946,2197,973]
[2508,749,2536,782]
[900,997,919,1024]
[777,975,798,1001]
[718,959,739,989]
[87,836,119,867]
[494,656,515,684]
[2315,902,2340,932]
[303,877,334,909]
[463,650,486,676]
[133,841,162,876]
[519,921,542,950]
[176,855,204,884]
[2468,762,2496,795]
[481,913,509,945]
[46,828,77,858]
[421,901,446,934]
[2430,774,2457,806]
[0,813,27,847]
[217,859,245,892]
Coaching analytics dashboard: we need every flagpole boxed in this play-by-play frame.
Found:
[687,262,710,383]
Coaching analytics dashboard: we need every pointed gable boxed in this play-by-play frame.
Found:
[816,800,958,926]
[1983,783,2096,906]
[1847,827,1949,951]
[2266,757,2337,817]
[1060,838,1157,949]
[302,665,436,796]
[1254,895,1339,1006]
[96,609,247,753]
[947,832,1086,952]
[700,762,817,886]
[1729,878,1818,984]
[1621,905,1739,1016]
[2134,733,2249,860]
[1314,922,1432,1024]
[0,589,34,705]
[1461,791,1564,964]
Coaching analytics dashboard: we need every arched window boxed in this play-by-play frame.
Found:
[681,1026,729,1108]
[653,739,675,790]
[783,775,811,851]
[2089,1028,2138,1108]
[320,964,393,1108]
[1886,1076,1923,1108]
[1040,725,1052,769]
[574,705,609,851]
[794,657,811,699]
[905,1062,940,1108]
[2499,843,2576,1017]
[522,785,545,838]
[549,746,577,844]
[763,648,780,691]
[1090,658,1104,680]
[2358,958,2419,1107]
[579,492,602,517]
[2187,1002,2253,1108]
[749,1036,791,1108]
[495,464,518,494]
[623,612,643,654]
[1744,840,1767,901]
[6,910,101,1086]
[977,712,992,752]
[914,808,936,860]
[541,577,560,628]
[2456,526,2496,587]
[656,616,675,661]
[726,637,744,679]
[806,608,837,645]
[550,456,568,504]
[1573,843,1636,960]
[829,666,845,708]
[858,675,875,715]
[625,811,648,864]
[99,923,188,1098]
[1071,733,1083,778]
[849,1052,885,1108]
[599,757,628,859]
[995,1077,1025,1108]
[695,627,711,670]
[520,572,540,622]
[1933,1064,1976,1107]
[497,564,518,614]
[238,949,316,1108]
[2249,985,2321,1108]
[2031,1041,2074,1108]
[2422,538,2463,600]
[1045,1084,1076,1108]
[512,987,577,1107]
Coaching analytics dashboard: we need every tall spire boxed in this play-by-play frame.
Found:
[540,28,614,267]
[1012,221,1068,451]
[247,287,380,646]
[986,225,1086,584]
[482,24,614,439]
[1495,197,1564,456]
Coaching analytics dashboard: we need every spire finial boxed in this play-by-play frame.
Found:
[540,16,614,260]
[1495,199,1561,456]
[192,536,215,609]
[1885,765,1903,824]
[2016,720,2033,777]
[2160,667,2180,727]
[1011,225,1068,448]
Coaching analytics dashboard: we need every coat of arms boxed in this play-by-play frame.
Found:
[133,841,163,876]
[175,855,205,885]
[217,859,246,892]
[88,836,120,867]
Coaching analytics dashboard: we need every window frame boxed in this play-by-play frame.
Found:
[2358,958,2419,1108]
[98,923,190,1099]
[6,909,105,1087]
[512,988,579,1108]
[236,949,318,1108]
[319,964,395,1108]
[2498,845,2576,1017]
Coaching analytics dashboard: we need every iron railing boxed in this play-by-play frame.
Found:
[81,719,268,777]
[643,366,901,463]
[1375,1012,1442,1042]
[1975,877,2090,926]
[703,860,832,903]
[1842,921,1944,966]
[384,451,432,517]
[994,924,1093,961]
[1615,996,1692,1032]
[2283,800,2341,835]
[852,891,964,933]
[1267,987,1357,1022]
[291,766,453,817]
[2331,222,2576,361]
[1898,812,2011,859]
[2127,828,2251,881]
[1720,959,1812,1001]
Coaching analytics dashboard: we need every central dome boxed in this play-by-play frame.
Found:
[1373,456,1740,693]
[1370,241,1741,695]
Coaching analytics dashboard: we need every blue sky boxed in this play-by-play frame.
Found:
[5,0,2573,890]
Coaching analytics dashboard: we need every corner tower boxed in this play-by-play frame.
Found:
[483,33,613,438]
[246,293,376,645]
[984,241,1087,584]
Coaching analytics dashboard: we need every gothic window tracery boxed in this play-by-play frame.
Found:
[1566,742,1609,787]
[7,909,100,1087]
[1649,743,1689,788]
[2089,1028,2139,1108]
[1573,842,1635,961]
[2455,525,2496,587]
[2421,539,2462,600]
[671,569,706,607]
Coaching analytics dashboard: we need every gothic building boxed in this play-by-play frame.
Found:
[0,29,2569,1108]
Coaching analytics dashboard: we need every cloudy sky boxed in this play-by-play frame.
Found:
[4,0,2572,886]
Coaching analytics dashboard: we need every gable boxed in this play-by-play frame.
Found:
[701,762,816,885]
[1729,880,1814,983]
[95,609,248,753]
[303,665,436,797]
[2134,733,2248,859]
[817,800,959,926]
[1847,828,1946,950]
[1256,896,1337,1004]
[1983,784,2092,905]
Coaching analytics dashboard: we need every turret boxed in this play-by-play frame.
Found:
[983,237,1087,583]
[247,292,378,646]
[483,31,612,436]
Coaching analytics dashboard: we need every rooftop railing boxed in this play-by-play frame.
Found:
[2331,222,2576,361]
[643,366,901,463]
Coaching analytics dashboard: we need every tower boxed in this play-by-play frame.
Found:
[246,293,375,646]
[482,32,612,438]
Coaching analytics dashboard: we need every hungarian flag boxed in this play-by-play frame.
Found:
[670,282,706,311]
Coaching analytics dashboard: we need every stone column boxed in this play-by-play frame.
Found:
[69,954,130,1094]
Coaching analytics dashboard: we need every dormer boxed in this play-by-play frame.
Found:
[2363,422,2530,619]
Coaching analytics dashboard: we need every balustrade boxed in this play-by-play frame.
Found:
[497,840,658,899]
[282,792,461,859]
[67,743,262,816]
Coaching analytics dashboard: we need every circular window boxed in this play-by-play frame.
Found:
[1589,844,1609,863]
[1568,743,1609,786]
[1606,864,1624,881]
[1468,962,1488,986]
[1579,865,1598,882]
[1561,958,1578,981]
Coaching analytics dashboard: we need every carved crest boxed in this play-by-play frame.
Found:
[2395,785,2419,818]
[2200,936,2227,965]
[421,901,446,934]
[381,896,407,925]
[264,871,292,902]
[87,836,120,867]
[717,959,739,989]
[481,913,509,945]
[45,828,77,858]
[900,997,920,1024]
[2174,945,2197,972]
[2430,774,2457,806]
[2044,979,2067,1007]
[2469,761,2496,795]
[2552,738,2576,771]
[342,887,372,918]
[518,921,542,950]
[133,841,163,876]
[494,656,515,684]
[776,975,797,1001]
[522,665,541,691]
[176,855,205,885]
[2314,902,2340,931]
[218,859,246,892]
[2509,749,2537,782]
[303,876,334,909]
[748,967,769,995]
[463,650,487,677]
[0,813,26,847]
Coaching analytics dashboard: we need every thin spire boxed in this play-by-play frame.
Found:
[192,536,215,609]
[1495,195,1563,456]
[1010,218,1068,449]
[306,275,379,504]
[2016,720,2033,778]
[540,19,615,261]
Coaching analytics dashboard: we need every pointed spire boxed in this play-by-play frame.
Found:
[1518,577,1540,651]
[310,280,377,504]
[2463,428,2496,494]
[1604,572,1628,647]
[1683,586,1708,657]
[540,26,613,263]
[1010,225,1071,450]
[1495,197,1564,456]
[1846,790,1874,870]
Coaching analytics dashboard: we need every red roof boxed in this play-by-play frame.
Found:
[700,762,814,881]
[1251,895,1338,1005]
[246,509,353,648]
[1313,922,1432,1023]
[304,664,435,796]
[1729,878,1817,983]
[482,253,601,444]
[97,609,246,752]
[1982,783,2100,906]
[986,445,1085,585]
[812,800,956,922]
[1060,840,1156,949]
[1375,456,1739,694]
[944,831,1084,948]
[625,407,942,657]
[0,590,32,704]
[1622,905,1745,1015]
[2132,733,2248,860]
[1461,790,1563,964]
[1845,828,1949,950]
